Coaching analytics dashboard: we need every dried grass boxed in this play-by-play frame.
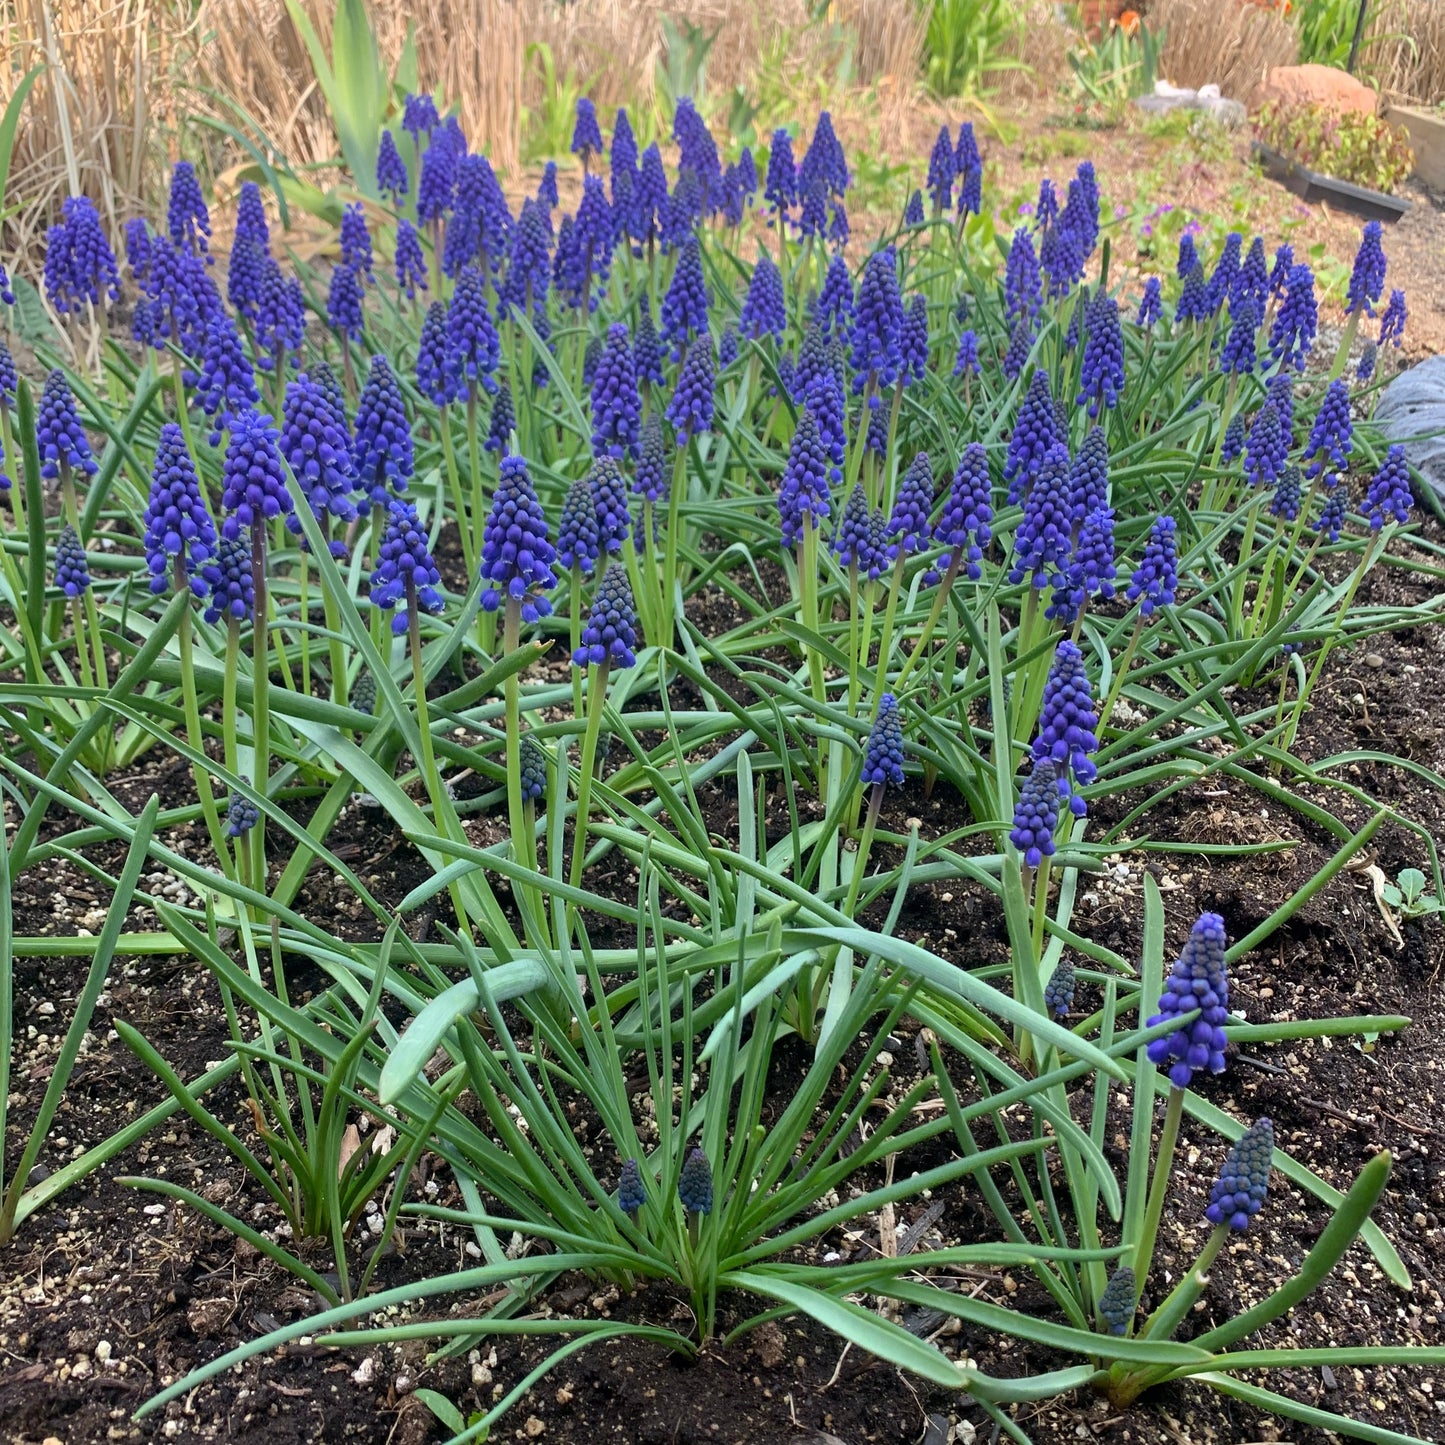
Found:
[1150,0,1299,106]
[1366,0,1445,106]
[0,0,190,249]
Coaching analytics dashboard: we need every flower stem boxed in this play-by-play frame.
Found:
[569,660,611,891]
[1132,1085,1185,1285]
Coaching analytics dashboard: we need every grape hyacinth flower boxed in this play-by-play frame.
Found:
[1136,276,1162,330]
[634,295,665,387]
[416,301,460,406]
[1269,263,1317,372]
[778,410,833,549]
[353,355,414,507]
[1077,292,1124,416]
[55,523,92,596]
[417,128,459,225]
[225,788,260,839]
[833,483,874,572]
[929,444,993,582]
[816,252,854,339]
[1205,1118,1274,1232]
[485,379,515,455]
[884,452,935,560]
[221,409,296,539]
[1267,371,1294,442]
[1032,639,1099,798]
[1009,441,1074,593]
[144,423,217,594]
[634,412,668,505]
[1219,298,1257,376]
[740,252,786,341]
[194,311,260,444]
[518,734,549,805]
[556,478,601,574]
[1269,463,1302,522]
[499,199,552,316]
[849,246,904,397]
[718,325,739,368]
[1303,379,1352,480]
[1052,504,1116,623]
[340,203,374,284]
[1379,288,1407,349]
[1099,1267,1137,1336]
[202,535,255,624]
[1314,488,1347,544]
[955,122,982,216]
[660,235,710,357]
[904,189,925,227]
[1362,444,1412,530]
[590,323,642,460]
[45,196,121,315]
[1126,516,1178,616]
[1345,221,1387,317]
[0,338,14,406]
[1067,427,1110,522]
[1044,959,1076,1020]
[1010,761,1061,868]
[1220,413,1246,466]
[1203,232,1242,316]
[1146,912,1230,1088]
[479,454,558,622]
[402,92,440,140]
[448,265,502,400]
[665,336,715,445]
[1243,403,1286,489]
[618,1158,645,1221]
[1176,263,1209,325]
[369,498,445,632]
[590,456,632,555]
[764,127,798,227]
[37,370,97,480]
[377,129,408,202]
[254,260,306,374]
[573,563,638,668]
[1357,341,1378,384]
[1004,369,1060,505]
[678,1147,714,1216]
[1232,236,1269,316]
[674,98,723,209]
[581,337,603,395]
[1005,228,1043,326]
[927,125,955,212]
[632,144,668,249]
[0,261,13,306]
[571,97,604,169]
[326,262,365,342]
[1002,315,1034,382]
[901,293,929,385]
[953,328,980,380]
[1176,232,1198,281]
[862,693,905,790]
[281,373,357,524]
[167,160,211,256]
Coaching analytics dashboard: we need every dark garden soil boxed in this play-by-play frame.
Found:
[4,507,1445,1445]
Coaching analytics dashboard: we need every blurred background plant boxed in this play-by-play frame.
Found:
[1255,99,1415,192]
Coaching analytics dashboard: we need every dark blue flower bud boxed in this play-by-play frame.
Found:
[1205,1118,1273,1232]
[1146,912,1230,1088]
[862,693,905,790]
[573,562,638,668]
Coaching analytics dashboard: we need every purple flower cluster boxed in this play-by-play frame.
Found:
[143,422,216,594]
[1126,515,1178,616]
[1205,1119,1273,1232]
[778,409,833,548]
[479,454,558,621]
[1146,912,1230,1088]
[573,562,638,668]
[862,693,905,790]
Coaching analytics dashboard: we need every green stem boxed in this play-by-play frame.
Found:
[249,530,271,912]
[502,599,546,946]
[1139,1223,1228,1341]
[569,661,611,891]
[896,554,961,692]
[176,566,229,876]
[1132,1085,1185,1284]
[438,406,473,572]
[869,554,907,702]
[407,588,470,934]
[660,447,688,649]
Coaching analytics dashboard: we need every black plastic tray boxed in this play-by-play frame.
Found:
[1252,142,1410,222]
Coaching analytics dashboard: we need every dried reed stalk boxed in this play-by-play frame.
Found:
[1366,0,1445,106]
[1150,0,1299,105]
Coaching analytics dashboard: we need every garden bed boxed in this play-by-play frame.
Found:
[2,91,1444,1445]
